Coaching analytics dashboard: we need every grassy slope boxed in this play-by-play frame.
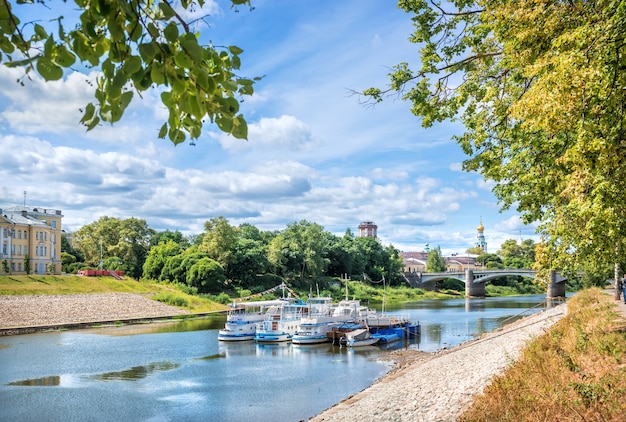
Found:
[0,275,225,313]
[459,288,626,421]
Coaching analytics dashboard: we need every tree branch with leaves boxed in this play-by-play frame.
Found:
[363,0,626,277]
[0,0,258,143]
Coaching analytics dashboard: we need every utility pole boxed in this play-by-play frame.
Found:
[99,239,103,270]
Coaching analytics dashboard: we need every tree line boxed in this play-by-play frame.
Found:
[62,216,404,295]
[61,215,560,297]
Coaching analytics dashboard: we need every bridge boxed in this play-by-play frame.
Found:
[403,269,567,298]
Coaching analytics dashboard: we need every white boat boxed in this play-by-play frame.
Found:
[218,300,285,342]
[254,300,307,343]
[332,299,371,321]
[342,328,380,347]
[292,297,354,345]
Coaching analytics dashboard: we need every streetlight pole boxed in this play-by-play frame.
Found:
[99,238,103,270]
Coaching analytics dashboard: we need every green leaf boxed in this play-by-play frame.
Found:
[158,123,168,139]
[122,55,142,75]
[139,42,158,62]
[53,44,76,67]
[231,115,248,139]
[36,58,63,80]
[174,50,192,68]
[102,58,114,78]
[228,45,243,55]
[216,116,233,132]
[80,102,96,124]
[108,19,125,42]
[159,2,176,19]
[163,22,179,42]
[179,33,203,63]
[150,63,166,85]
[34,24,47,39]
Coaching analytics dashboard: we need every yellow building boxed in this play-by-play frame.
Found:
[0,206,63,275]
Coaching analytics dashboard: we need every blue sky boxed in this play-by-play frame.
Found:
[0,0,537,254]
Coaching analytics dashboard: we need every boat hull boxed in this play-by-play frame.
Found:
[254,331,292,342]
[217,330,256,342]
[347,337,380,347]
[291,334,329,345]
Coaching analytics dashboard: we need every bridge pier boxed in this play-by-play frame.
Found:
[465,269,485,297]
[546,270,566,298]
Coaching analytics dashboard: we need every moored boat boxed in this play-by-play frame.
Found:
[371,329,402,344]
[292,296,357,345]
[327,322,367,345]
[342,328,380,347]
[218,299,285,341]
[254,299,307,343]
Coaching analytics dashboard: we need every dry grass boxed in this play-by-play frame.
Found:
[459,288,626,422]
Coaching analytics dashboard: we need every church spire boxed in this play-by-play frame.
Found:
[475,217,487,252]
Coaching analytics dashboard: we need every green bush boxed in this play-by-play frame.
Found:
[153,292,189,308]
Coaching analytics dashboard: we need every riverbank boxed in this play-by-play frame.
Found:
[0,293,192,335]
[310,301,568,422]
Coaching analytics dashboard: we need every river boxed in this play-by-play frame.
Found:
[0,294,556,422]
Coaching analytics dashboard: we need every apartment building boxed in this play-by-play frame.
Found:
[0,206,63,275]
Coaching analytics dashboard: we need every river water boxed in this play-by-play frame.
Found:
[0,294,556,422]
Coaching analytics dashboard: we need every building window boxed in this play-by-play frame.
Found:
[24,246,27,255]
[44,232,47,241]
[11,229,15,238]
[36,232,39,240]
[51,221,57,228]
[17,231,21,239]
[11,245,15,254]
[11,262,15,271]
[24,231,27,240]
[17,245,21,255]
[18,263,21,272]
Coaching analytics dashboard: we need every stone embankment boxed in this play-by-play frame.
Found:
[310,303,567,422]
[0,293,189,335]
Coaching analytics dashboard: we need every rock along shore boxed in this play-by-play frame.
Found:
[309,303,567,422]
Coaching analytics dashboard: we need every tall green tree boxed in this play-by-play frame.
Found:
[143,240,182,280]
[267,220,330,285]
[200,216,239,273]
[73,216,154,278]
[365,0,626,279]
[426,246,446,272]
[187,257,226,294]
[0,0,257,143]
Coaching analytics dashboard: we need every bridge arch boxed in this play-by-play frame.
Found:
[403,269,565,298]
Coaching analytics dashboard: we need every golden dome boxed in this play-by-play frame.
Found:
[477,219,484,232]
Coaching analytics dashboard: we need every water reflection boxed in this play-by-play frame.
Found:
[8,375,60,386]
[91,361,179,381]
[84,317,224,336]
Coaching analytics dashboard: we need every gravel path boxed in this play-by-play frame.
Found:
[309,303,567,422]
[0,293,189,330]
